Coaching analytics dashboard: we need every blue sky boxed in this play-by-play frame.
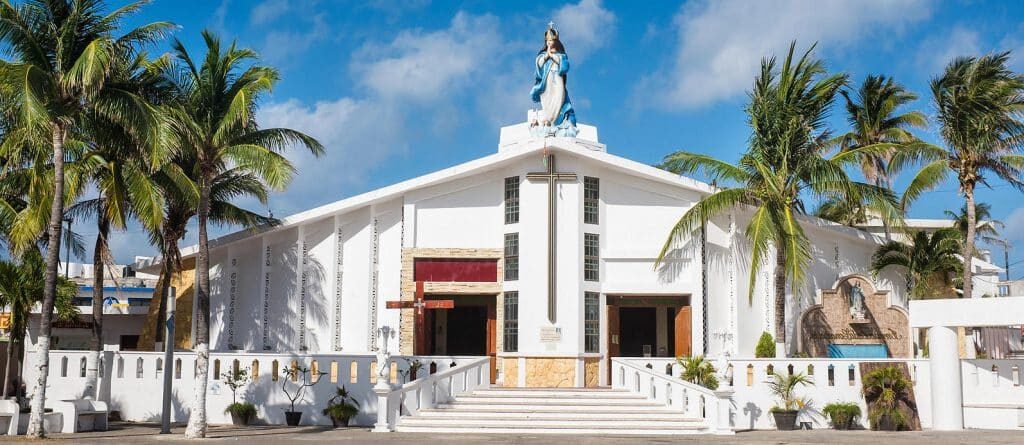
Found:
[91,0,1024,276]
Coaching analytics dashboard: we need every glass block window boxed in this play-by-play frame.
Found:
[504,176,519,224]
[584,292,599,353]
[584,233,599,281]
[504,233,519,281]
[504,291,518,352]
[584,176,599,224]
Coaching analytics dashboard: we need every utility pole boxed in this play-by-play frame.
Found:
[160,287,176,434]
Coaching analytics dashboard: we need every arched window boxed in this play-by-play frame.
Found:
[79,356,87,378]
[213,359,221,380]
[746,364,754,386]
[251,360,260,379]
[136,358,144,379]
[349,361,358,384]
[827,364,835,386]
[272,360,279,382]
[330,361,338,383]
[807,364,814,376]
[60,356,68,378]
[310,360,319,383]
[175,359,182,380]
[766,364,774,377]
[848,365,856,386]
[369,361,378,384]
[116,357,124,379]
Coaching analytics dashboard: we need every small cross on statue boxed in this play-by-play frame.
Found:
[384,281,454,354]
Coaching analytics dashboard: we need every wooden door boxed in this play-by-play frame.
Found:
[486,301,497,383]
[606,304,620,382]
[674,306,692,357]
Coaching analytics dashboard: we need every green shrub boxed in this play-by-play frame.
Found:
[755,332,776,358]
[676,355,719,390]
[861,366,912,430]
[822,402,861,429]
[225,402,257,420]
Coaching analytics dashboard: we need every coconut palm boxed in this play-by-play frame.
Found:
[813,195,868,226]
[0,248,79,398]
[871,228,963,299]
[898,53,1024,300]
[0,1,170,435]
[162,31,323,438]
[65,53,172,398]
[148,156,278,349]
[836,75,926,238]
[944,202,1003,247]
[658,43,899,355]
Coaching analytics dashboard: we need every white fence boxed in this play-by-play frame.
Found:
[620,357,1024,431]
[611,358,733,434]
[375,356,491,431]
[23,350,482,427]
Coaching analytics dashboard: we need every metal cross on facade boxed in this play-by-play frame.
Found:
[526,153,577,323]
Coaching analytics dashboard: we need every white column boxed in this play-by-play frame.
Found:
[928,325,963,430]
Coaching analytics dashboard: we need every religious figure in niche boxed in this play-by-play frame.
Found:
[530,23,578,137]
[849,282,866,320]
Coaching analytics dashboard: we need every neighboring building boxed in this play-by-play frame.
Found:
[24,261,159,351]
[997,279,1024,297]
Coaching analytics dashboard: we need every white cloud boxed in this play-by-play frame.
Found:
[351,12,504,103]
[637,0,931,109]
[259,14,329,63]
[1003,207,1024,245]
[552,0,616,60]
[915,26,982,73]
[250,0,291,26]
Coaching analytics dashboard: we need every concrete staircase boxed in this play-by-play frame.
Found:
[394,387,709,435]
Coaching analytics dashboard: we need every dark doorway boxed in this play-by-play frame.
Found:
[441,306,488,355]
[619,307,657,357]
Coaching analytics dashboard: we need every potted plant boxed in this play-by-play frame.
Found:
[222,367,256,426]
[862,366,912,431]
[822,402,861,430]
[405,359,424,382]
[676,355,719,390]
[322,386,360,427]
[280,365,325,426]
[766,372,813,431]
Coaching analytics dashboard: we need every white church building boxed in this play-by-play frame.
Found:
[145,120,917,387]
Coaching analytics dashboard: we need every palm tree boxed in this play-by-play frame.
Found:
[836,75,926,238]
[676,355,719,390]
[0,1,170,435]
[66,53,171,398]
[0,248,79,398]
[899,53,1024,300]
[871,228,963,299]
[813,195,868,226]
[944,202,1003,247]
[162,32,323,438]
[148,156,277,349]
[658,43,899,355]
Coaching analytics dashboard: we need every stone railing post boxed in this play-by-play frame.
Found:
[372,387,391,432]
[711,386,735,435]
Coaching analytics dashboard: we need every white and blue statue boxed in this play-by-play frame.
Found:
[530,23,578,138]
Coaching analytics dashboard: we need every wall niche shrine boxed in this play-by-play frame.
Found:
[798,274,911,358]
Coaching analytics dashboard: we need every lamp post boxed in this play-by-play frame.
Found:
[160,287,176,434]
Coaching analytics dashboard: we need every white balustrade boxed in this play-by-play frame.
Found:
[611,358,734,435]
[374,356,490,432]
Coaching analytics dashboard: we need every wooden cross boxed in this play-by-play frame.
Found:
[385,281,454,354]
[526,153,577,323]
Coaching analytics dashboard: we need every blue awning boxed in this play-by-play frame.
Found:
[827,344,889,358]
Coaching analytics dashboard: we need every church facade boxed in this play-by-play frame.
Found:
[138,121,910,387]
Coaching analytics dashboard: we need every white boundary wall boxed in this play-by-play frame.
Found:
[622,357,1023,430]
[23,351,480,426]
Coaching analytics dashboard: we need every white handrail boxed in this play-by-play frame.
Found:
[373,356,490,432]
[611,358,734,435]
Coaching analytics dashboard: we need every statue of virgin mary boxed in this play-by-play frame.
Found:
[530,24,578,137]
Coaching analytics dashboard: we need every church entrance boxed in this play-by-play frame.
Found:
[607,295,691,374]
[423,295,497,382]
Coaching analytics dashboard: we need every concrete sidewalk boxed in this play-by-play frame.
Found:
[1,423,1018,444]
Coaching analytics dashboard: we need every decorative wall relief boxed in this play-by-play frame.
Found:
[799,274,911,358]
[368,217,380,351]
[333,224,343,351]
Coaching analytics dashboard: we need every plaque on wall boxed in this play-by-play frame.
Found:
[540,326,561,343]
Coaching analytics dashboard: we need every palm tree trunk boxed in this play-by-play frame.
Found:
[28,123,67,438]
[3,336,16,398]
[880,177,892,242]
[84,214,109,399]
[962,186,976,299]
[185,175,212,439]
[774,247,787,357]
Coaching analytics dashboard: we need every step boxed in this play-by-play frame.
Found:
[394,424,709,435]
[398,417,705,428]
[430,403,678,414]
[415,410,701,421]
[466,389,639,398]
[443,397,662,406]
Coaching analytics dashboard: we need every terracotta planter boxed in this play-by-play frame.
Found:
[284,411,302,426]
[772,410,799,431]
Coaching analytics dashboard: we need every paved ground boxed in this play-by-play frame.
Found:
[1,423,1018,444]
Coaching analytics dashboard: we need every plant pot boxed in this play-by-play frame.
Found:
[772,410,799,431]
[330,416,351,428]
[229,411,252,426]
[831,416,853,430]
[284,411,302,426]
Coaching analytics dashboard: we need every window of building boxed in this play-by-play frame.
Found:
[504,291,518,352]
[998,285,1010,297]
[584,176,599,224]
[504,176,519,224]
[584,233,599,281]
[504,233,519,281]
[584,292,599,353]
